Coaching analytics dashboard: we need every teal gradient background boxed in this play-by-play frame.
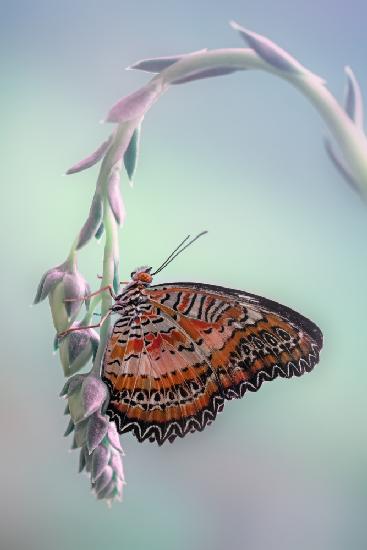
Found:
[2,1,367,549]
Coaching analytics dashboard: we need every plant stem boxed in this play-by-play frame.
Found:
[91,196,119,376]
[66,236,79,271]
[82,293,102,325]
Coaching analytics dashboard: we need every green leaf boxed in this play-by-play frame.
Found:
[123,125,140,182]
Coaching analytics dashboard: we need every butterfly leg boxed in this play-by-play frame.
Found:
[57,310,112,338]
[64,285,116,303]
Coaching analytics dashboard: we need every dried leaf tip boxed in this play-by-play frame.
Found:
[229,20,324,84]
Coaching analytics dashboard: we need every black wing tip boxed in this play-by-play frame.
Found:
[254,291,323,350]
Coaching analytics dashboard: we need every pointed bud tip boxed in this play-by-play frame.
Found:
[229,20,244,32]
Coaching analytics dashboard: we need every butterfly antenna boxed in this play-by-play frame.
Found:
[152,231,208,275]
[152,234,191,273]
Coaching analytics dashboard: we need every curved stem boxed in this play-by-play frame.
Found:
[152,48,367,193]
[66,236,79,272]
[81,293,103,325]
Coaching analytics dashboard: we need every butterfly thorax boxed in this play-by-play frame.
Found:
[111,266,153,318]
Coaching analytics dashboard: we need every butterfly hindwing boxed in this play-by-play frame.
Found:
[103,305,224,444]
[102,282,322,444]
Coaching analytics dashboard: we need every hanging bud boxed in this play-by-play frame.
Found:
[58,323,99,377]
[60,373,86,398]
[33,264,66,305]
[86,412,109,453]
[68,375,108,424]
[34,262,91,333]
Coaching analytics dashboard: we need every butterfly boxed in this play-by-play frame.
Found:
[99,233,323,445]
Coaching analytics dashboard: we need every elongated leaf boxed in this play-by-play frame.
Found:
[66,135,112,175]
[324,138,365,200]
[230,21,306,74]
[127,49,207,73]
[105,82,161,123]
[95,222,104,241]
[172,66,239,85]
[123,125,140,182]
[77,193,103,249]
[107,163,125,225]
[109,122,137,168]
[113,259,120,295]
[344,66,364,129]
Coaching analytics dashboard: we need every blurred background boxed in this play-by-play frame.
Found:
[2,1,367,549]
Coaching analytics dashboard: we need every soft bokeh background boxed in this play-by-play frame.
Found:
[2,1,367,549]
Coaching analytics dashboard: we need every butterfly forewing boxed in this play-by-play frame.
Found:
[102,282,322,445]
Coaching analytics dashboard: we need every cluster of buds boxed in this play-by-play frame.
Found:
[62,374,125,503]
[34,261,102,376]
[34,261,126,503]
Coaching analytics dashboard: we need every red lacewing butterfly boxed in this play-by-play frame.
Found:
[98,232,323,445]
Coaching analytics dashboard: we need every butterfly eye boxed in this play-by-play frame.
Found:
[130,271,136,279]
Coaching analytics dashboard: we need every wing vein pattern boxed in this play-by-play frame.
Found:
[102,282,322,444]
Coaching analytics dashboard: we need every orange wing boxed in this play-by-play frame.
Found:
[102,283,322,444]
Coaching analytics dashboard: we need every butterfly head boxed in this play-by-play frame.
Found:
[130,266,153,285]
